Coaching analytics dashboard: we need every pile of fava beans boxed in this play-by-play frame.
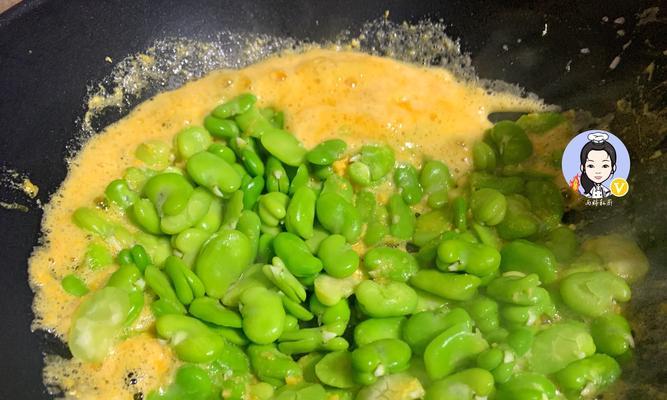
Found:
[63,93,648,400]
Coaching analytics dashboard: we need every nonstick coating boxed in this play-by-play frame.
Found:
[0,0,664,398]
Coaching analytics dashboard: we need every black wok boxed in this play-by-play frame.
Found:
[0,0,665,398]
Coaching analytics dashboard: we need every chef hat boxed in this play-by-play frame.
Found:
[587,131,609,143]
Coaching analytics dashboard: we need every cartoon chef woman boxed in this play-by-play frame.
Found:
[579,131,617,198]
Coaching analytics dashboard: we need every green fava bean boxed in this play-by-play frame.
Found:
[425,368,494,400]
[316,192,362,243]
[307,139,347,165]
[314,271,363,306]
[236,210,261,262]
[500,240,558,284]
[221,263,272,307]
[289,164,310,195]
[516,112,567,133]
[151,298,187,318]
[420,160,452,208]
[462,296,500,334]
[265,156,289,193]
[437,239,501,276]
[235,106,275,137]
[476,348,504,370]
[354,317,405,347]
[355,373,425,400]
[212,93,257,119]
[186,151,241,195]
[263,257,307,303]
[194,229,253,298]
[258,191,289,227]
[528,321,596,374]
[364,246,418,282]
[413,208,451,247]
[317,234,359,278]
[145,265,183,309]
[68,287,131,362]
[495,372,557,400]
[388,194,416,240]
[309,297,351,335]
[507,327,534,356]
[485,120,533,165]
[142,173,194,216]
[402,308,473,356]
[410,270,481,301]
[240,286,285,344]
[61,274,89,297]
[135,140,172,169]
[472,141,497,171]
[351,338,412,385]
[394,163,423,205]
[496,196,540,240]
[486,273,545,305]
[247,344,302,386]
[364,204,389,246]
[204,115,240,139]
[207,143,236,164]
[240,147,264,177]
[281,294,314,321]
[274,383,327,400]
[355,190,376,224]
[194,197,223,233]
[160,187,214,235]
[84,241,113,271]
[539,226,578,263]
[591,314,634,356]
[524,179,564,229]
[176,126,212,159]
[424,323,489,380]
[71,208,114,237]
[241,175,265,211]
[452,196,468,231]
[188,296,242,328]
[359,144,395,182]
[220,190,243,230]
[315,351,356,389]
[555,354,621,399]
[164,256,195,305]
[273,232,323,277]
[106,264,146,325]
[260,128,307,166]
[470,171,525,194]
[348,161,372,186]
[560,271,631,317]
[155,314,225,363]
[105,179,138,209]
[355,280,417,318]
[285,186,316,240]
[147,364,216,400]
[471,188,507,226]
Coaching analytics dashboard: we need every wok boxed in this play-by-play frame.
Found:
[0,0,664,398]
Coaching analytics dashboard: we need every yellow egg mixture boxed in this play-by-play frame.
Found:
[29,48,546,398]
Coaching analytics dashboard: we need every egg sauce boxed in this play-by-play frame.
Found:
[29,48,547,399]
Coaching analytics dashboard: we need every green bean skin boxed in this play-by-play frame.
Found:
[528,321,596,374]
[194,229,253,298]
